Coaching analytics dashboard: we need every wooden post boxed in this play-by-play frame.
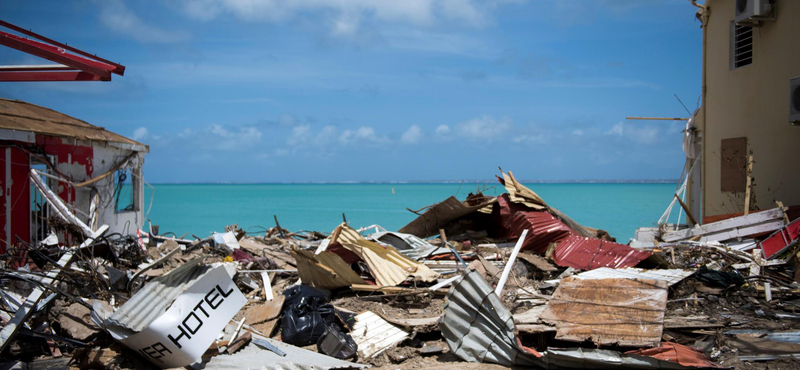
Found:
[674,194,698,225]
[744,155,754,215]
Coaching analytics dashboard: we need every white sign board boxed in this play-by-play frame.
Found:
[119,266,246,368]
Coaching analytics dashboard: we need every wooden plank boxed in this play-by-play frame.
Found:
[744,155,754,215]
[662,207,785,242]
[540,277,667,347]
[350,311,409,359]
[675,194,698,225]
[0,250,74,352]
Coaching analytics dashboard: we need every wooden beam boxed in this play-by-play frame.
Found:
[674,194,698,225]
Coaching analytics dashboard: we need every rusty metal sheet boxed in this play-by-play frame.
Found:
[291,248,365,290]
[540,276,668,347]
[625,342,721,368]
[399,196,496,238]
[553,235,651,270]
[0,98,147,150]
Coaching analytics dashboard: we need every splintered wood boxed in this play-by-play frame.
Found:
[540,277,667,347]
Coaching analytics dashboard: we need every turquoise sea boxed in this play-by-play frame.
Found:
[143,183,677,243]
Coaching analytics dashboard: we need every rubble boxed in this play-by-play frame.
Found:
[2,168,799,369]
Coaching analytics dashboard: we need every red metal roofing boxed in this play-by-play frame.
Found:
[494,194,650,269]
[494,194,571,253]
[553,235,651,270]
[626,342,720,368]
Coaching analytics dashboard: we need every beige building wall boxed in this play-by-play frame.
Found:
[699,0,800,218]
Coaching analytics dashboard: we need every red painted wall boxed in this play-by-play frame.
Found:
[0,146,31,251]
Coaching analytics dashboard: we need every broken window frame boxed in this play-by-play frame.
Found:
[113,165,138,214]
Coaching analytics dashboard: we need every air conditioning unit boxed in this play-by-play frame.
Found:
[735,0,774,24]
[790,77,800,125]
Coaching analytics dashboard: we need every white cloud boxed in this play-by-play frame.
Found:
[208,124,263,150]
[401,125,423,144]
[98,0,190,43]
[571,129,583,136]
[605,122,660,145]
[287,124,311,145]
[339,126,389,145]
[177,0,500,38]
[132,127,148,140]
[605,122,624,136]
[454,115,512,140]
[435,124,451,135]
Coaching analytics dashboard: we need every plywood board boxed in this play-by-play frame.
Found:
[540,277,667,347]
[721,137,747,193]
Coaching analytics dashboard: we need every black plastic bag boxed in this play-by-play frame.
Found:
[281,285,336,346]
[317,324,358,359]
[696,265,745,288]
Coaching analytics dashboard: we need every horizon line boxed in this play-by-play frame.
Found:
[146,179,679,185]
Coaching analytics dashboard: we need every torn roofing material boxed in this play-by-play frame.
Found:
[350,311,410,359]
[553,235,651,270]
[291,248,366,290]
[545,347,712,369]
[625,342,721,368]
[332,223,438,286]
[540,277,668,348]
[495,195,572,254]
[398,196,496,238]
[439,270,545,367]
[368,230,448,260]
[105,258,210,336]
[0,98,147,150]
[574,267,694,287]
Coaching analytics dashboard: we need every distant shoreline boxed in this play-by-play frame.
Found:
[148,180,679,185]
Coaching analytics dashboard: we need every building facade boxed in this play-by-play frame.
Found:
[690,0,800,220]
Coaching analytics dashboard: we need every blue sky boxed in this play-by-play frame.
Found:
[0,0,701,183]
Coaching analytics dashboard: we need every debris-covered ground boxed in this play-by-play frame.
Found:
[3,169,800,369]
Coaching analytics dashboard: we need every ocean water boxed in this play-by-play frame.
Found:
[143,182,677,243]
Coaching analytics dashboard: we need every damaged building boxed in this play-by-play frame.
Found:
[0,98,148,248]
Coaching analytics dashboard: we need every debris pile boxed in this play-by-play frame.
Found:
[2,169,799,369]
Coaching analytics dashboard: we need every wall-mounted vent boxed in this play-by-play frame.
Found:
[730,23,753,69]
[735,0,775,25]
[790,77,800,125]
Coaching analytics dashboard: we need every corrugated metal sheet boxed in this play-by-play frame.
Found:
[398,196,496,238]
[439,270,545,367]
[333,224,438,286]
[439,271,705,369]
[0,98,147,150]
[105,258,209,336]
[350,311,409,358]
[625,342,722,368]
[553,235,651,270]
[291,248,366,290]
[196,334,368,370]
[544,347,700,369]
[369,231,448,260]
[540,276,667,347]
[574,267,694,287]
[494,194,572,254]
